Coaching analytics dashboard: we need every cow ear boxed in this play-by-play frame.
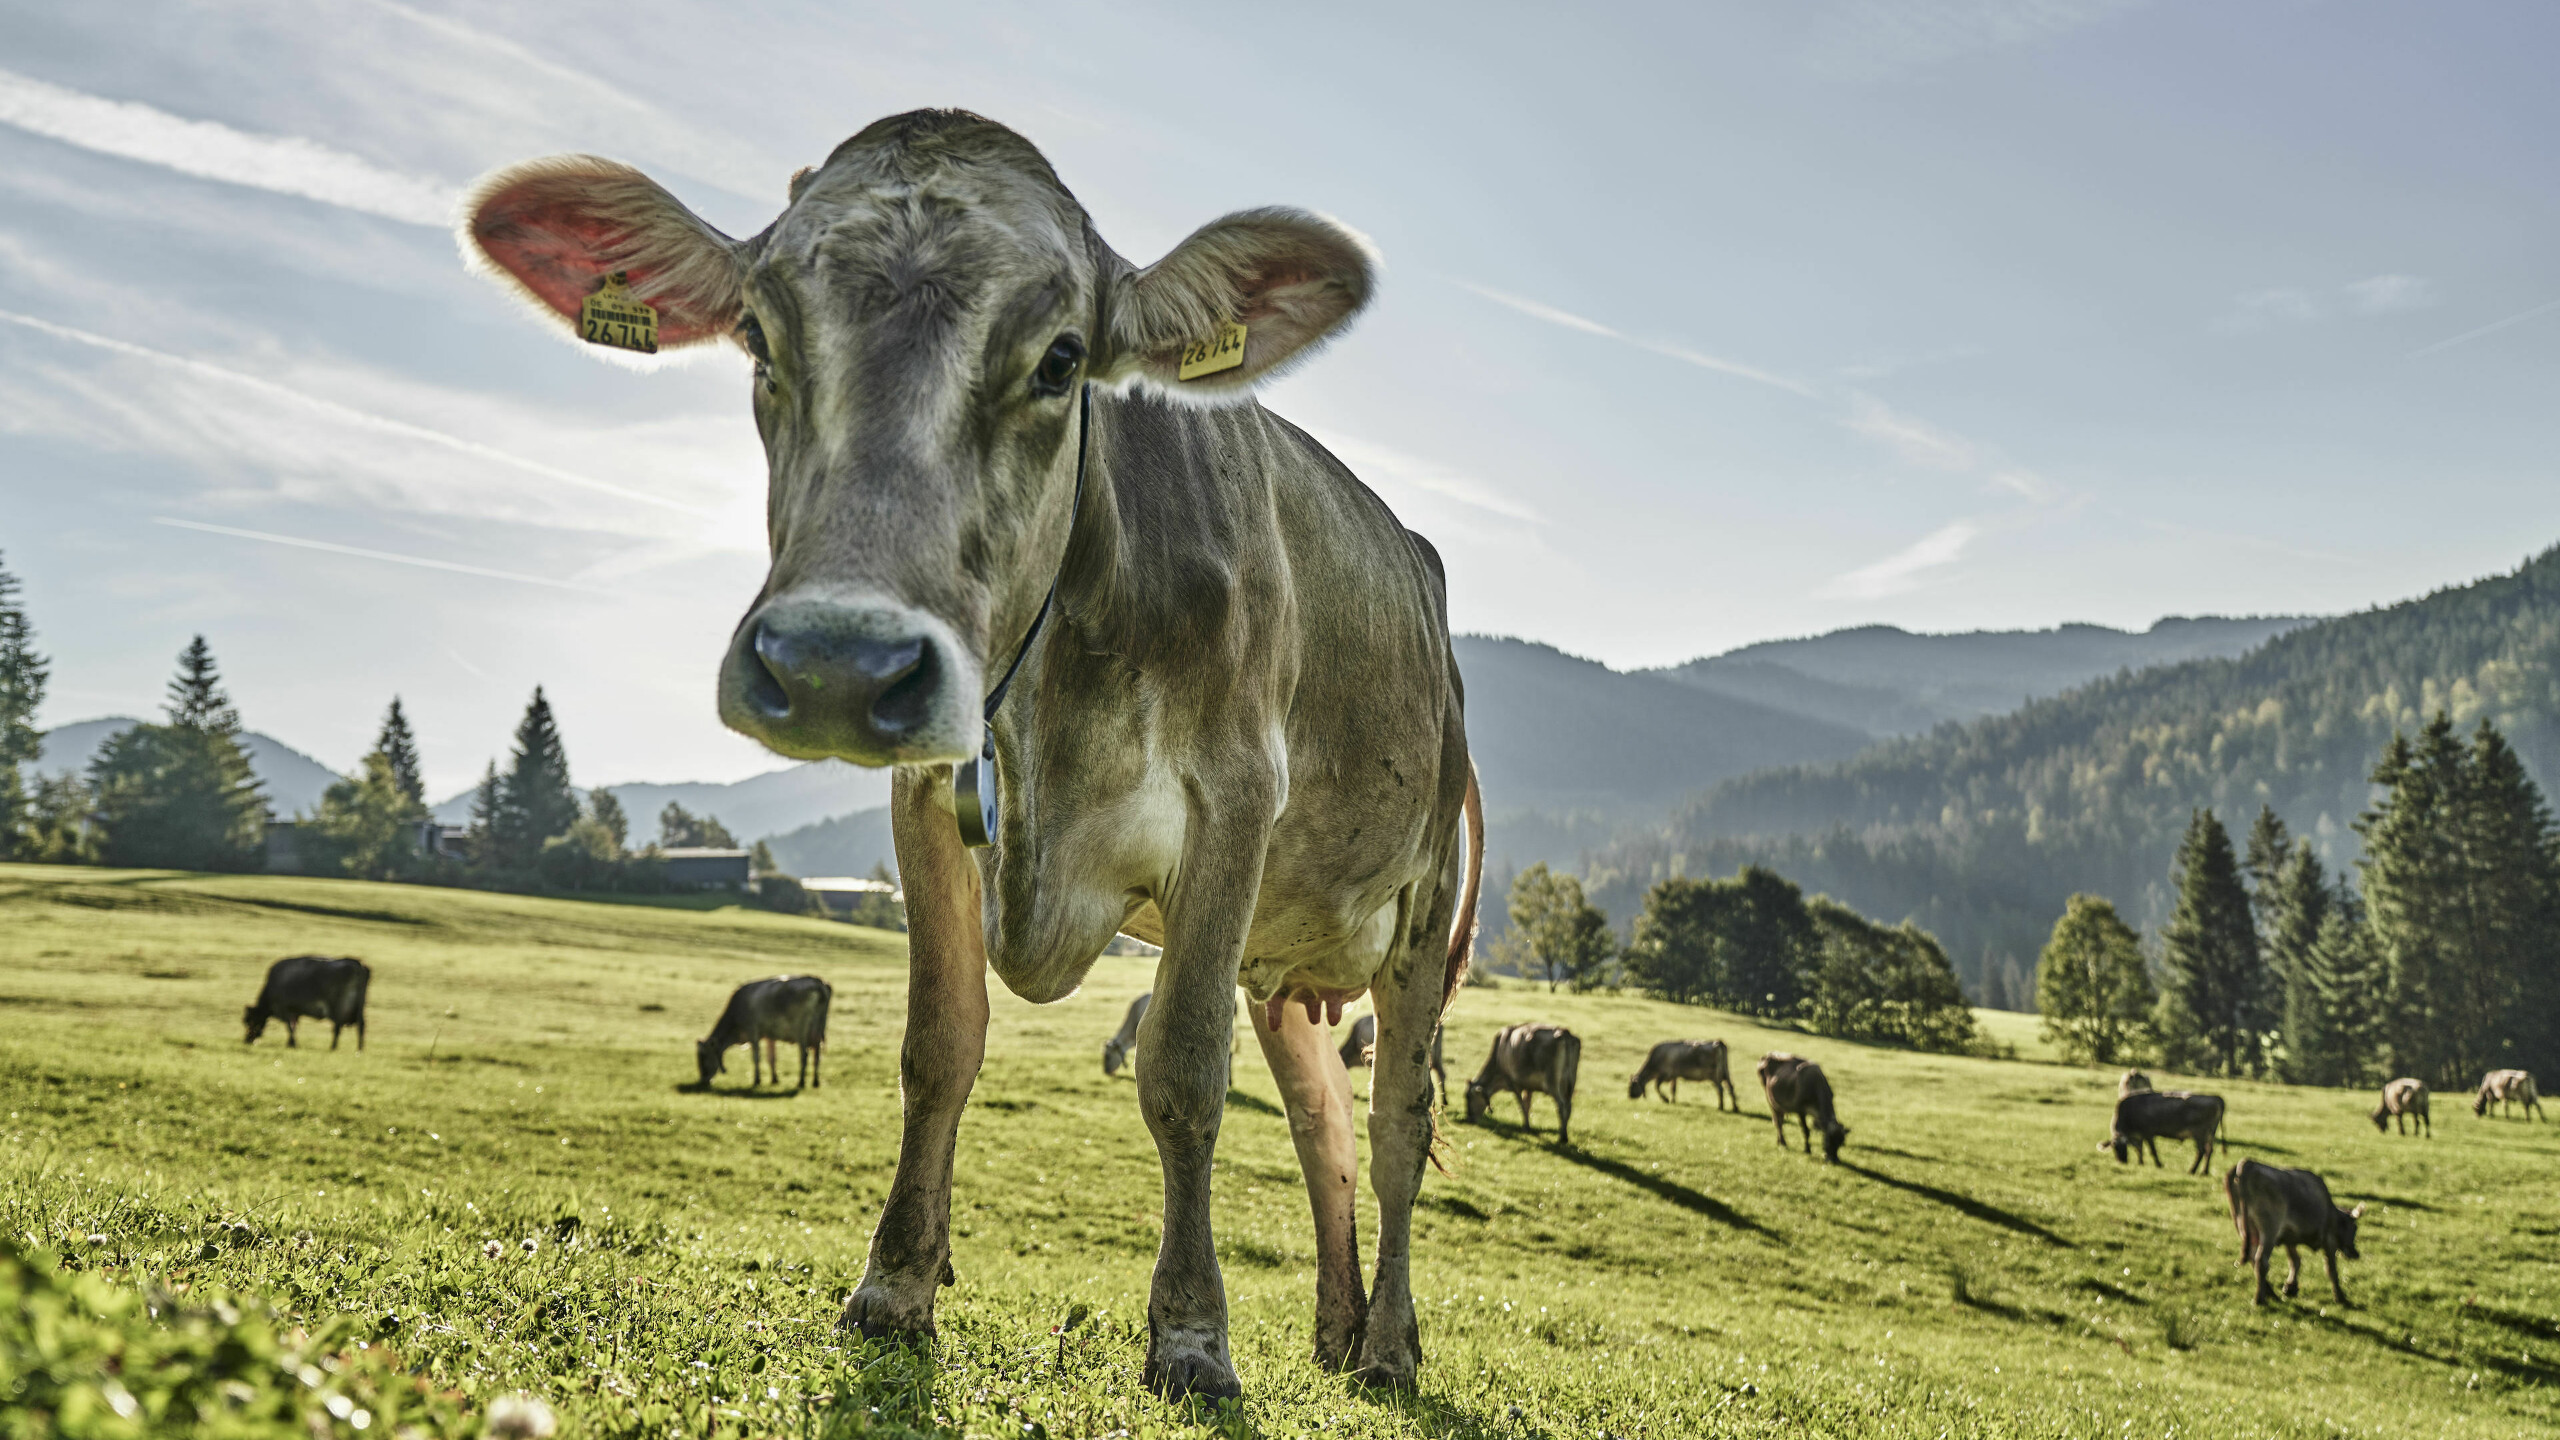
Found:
[1099,207,1376,400]
[461,155,748,352]
[2349,1203,2365,1218]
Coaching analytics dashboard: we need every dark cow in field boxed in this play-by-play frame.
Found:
[1464,1024,1580,1145]
[1102,993,1150,1077]
[2371,1077,2430,1136]
[1628,1039,1738,1110]
[2103,1089,2225,1173]
[462,110,1484,1396]
[1337,1013,1445,1097]
[2472,1069,2544,1120]
[2224,1158,2363,1306]
[243,956,369,1050]
[696,976,832,1089]
[1756,1052,1848,1163]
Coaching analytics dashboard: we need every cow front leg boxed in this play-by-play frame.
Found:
[1255,999,1366,1370]
[842,767,991,1343]
[2251,1241,2275,1305]
[1138,896,1254,1400]
[2281,1244,2303,1299]
[1357,886,1448,1391]
[2324,1247,2349,1304]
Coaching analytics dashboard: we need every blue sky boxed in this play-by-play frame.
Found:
[1,0,2553,796]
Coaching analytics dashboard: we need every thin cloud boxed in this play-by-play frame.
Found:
[154,518,611,593]
[1320,433,1543,523]
[0,308,706,516]
[2408,297,2560,359]
[0,67,454,225]
[1450,279,1818,397]
[1818,519,1981,600]
[2213,287,2321,335]
[1846,394,1978,471]
[2345,273,2433,315]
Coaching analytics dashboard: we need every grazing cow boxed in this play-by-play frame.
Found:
[1628,1039,1739,1110]
[2472,1069,2545,1120]
[462,111,1482,1397]
[2371,1077,2430,1136]
[2103,1090,2226,1174]
[1756,1052,1849,1163]
[2118,1069,2154,1099]
[1102,993,1150,1077]
[242,956,369,1050]
[696,976,832,1090]
[2224,1158,2363,1306]
[1464,1024,1581,1145]
[1337,1013,1446,1097]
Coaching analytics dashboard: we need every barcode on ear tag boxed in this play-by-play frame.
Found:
[1176,321,1247,381]
[579,273,659,354]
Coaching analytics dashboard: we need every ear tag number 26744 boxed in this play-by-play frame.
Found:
[1177,321,1247,381]
[580,272,660,354]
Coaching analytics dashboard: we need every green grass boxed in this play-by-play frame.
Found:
[3,862,2557,1438]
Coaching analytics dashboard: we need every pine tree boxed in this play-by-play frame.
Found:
[2035,894,2155,1065]
[2292,891,2381,1087]
[1981,960,2011,1012]
[2243,805,2291,933]
[0,551,48,856]
[2360,716,2485,1086]
[488,688,578,873]
[2265,841,2335,1083]
[376,698,425,806]
[2457,721,2560,1076]
[589,789,630,850]
[467,762,502,863]
[2154,809,2269,1077]
[89,637,266,871]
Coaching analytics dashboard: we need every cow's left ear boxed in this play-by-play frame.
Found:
[2348,1203,2365,1218]
[1100,207,1376,399]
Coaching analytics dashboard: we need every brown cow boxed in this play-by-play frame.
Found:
[1464,1024,1581,1144]
[2472,1069,2544,1120]
[1757,1052,1848,1163]
[2102,1090,2224,1174]
[1628,1039,1738,1110]
[2224,1158,2363,1306]
[2370,1077,2429,1136]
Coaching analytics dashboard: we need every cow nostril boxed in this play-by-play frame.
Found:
[867,637,940,737]
[744,625,794,719]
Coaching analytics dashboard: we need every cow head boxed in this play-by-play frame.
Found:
[242,1004,268,1045]
[1820,1119,1849,1164]
[2337,1202,2365,1259]
[462,111,1375,768]
[1626,1074,1647,1100]
[2104,1132,2132,1163]
[2473,1088,2492,1117]
[1102,1036,1130,1077]
[1463,1079,1491,1126]
[695,1038,727,1088]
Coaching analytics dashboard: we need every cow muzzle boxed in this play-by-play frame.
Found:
[720,596,976,765]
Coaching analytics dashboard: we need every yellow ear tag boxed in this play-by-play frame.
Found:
[1177,320,1247,381]
[579,272,660,354]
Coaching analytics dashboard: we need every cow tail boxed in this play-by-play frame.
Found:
[1441,761,1484,1016]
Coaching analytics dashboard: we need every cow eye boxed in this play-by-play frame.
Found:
[739,314,773,369]
[1030,334,1083,396]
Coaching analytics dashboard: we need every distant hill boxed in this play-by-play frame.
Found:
[29,717,344,817]
[1651,615,2313,738]
[761,806,895,880]
[429,761,891,841]
[1583,547,2560,1003]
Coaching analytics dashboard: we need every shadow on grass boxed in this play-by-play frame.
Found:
[1370,1385,1564,1440]
[1470,1119,1777,1239]
[675,1082,809,1100]
[1842,1163,2070,1246]
[1225,1088,1283,1117]
[2355,1192,2440,1212]
[2299,1305,2560,1386]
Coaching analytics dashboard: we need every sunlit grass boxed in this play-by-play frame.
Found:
[3,862,2556,1437]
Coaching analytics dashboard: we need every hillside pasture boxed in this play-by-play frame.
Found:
[2,863,2555,1437]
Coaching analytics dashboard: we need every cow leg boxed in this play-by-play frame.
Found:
[2281,1245,2302,1299]
[1518,1092,1534,1131]
[842,767,992,1343]
[2251,1238,2275,1305]
[1254,999,1365,1370]
[356,1013,365,1051]
[1772,1108,1788,1148]
[2324,1246,2349,1304]
[285,1018,299,1048]
[1357,880,1450,1392]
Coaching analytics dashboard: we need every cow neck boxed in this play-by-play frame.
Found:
[953,381,1091,848]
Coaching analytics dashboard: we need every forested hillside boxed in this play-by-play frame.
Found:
[1585,546,2560,1000]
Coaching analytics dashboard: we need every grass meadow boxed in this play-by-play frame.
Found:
[3,861,2556,1438]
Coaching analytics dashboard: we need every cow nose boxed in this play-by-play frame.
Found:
[720,598,966,764]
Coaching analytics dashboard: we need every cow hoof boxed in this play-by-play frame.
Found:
[1143,1342,1241,1401]
[1351,1355,1417,1391]
[839,1285,937,1343]
[1312,1317,1367,1373]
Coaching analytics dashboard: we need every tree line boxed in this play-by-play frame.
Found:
[2035,712,2560,1089]
[1497,859,1979,1054]
[0,553,816,905]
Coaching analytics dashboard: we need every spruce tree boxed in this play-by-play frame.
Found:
[2265,840,2335,1082]
[467,761,501,863]
[2292,892,2380,1087]
[0,551,48,856]
[489,688,578,873]
[376,698,425,806]
[2243,805,2291,933]
[2154,809,2269,1076]
[2359,716,2478,1085]
[90,637,266,871]
[2457,721,2560,1076]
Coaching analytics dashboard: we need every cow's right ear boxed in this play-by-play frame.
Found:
[461,156,748,352]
